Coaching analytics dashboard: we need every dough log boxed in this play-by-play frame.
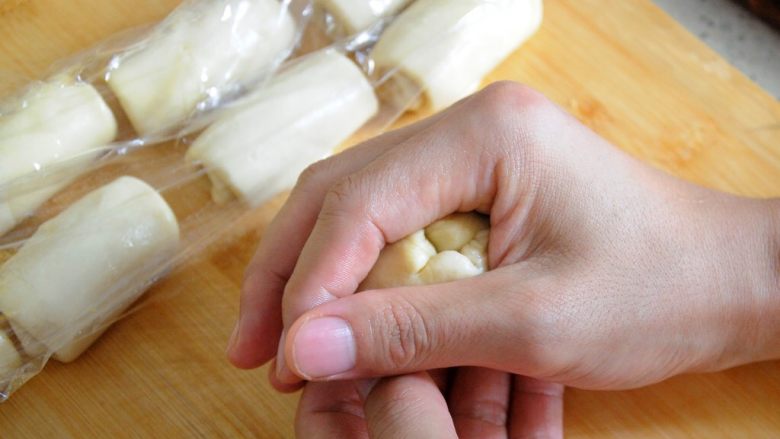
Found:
[0,80,117,236]
[314,0,412,35]
[186,48,378,206]
[107,0,296,137]
[361,212,489,290]
[371,0,543,112]
[0,176,180,362]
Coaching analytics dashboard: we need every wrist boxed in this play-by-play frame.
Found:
[754,199,780,362]
[686,196,780,373]
[721,198,780,369]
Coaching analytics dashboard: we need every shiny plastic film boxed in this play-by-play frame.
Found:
[105,0,298,137]
[186,48,379,206]
[1,0,311,241]
[372,0,543,112]
[312,0,413,36]
[0,0,542,399]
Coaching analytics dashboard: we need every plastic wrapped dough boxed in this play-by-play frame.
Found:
[0,0,540,401]
[0,0,338,400]
[187,48,379,206]
[107,0,297,136]
[0,80,117,236]
[0,330,21,383]
[361,212,489,289]
[372,0,542,112]
[0,176,179,363]
[314,0,412,34]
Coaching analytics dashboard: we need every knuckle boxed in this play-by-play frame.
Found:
[295,158,333,191]
[475,81,556,131]
[322,174,366,213]
[478,82,545,113]
[375,298,432,371]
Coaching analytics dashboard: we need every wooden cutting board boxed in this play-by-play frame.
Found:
[1,0,779,437]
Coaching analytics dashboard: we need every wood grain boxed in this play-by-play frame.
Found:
[0,0,779,437]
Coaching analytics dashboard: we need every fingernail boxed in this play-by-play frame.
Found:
[292,317,356,379]
[275,331,287,378]
[355,378,379,401]
[226,322,240,355]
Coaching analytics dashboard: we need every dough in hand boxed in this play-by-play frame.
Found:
[360,212,489,289]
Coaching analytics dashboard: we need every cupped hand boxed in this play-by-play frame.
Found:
[227,81,779,392]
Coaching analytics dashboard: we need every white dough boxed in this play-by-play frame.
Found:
[361,212,489,289]
[0,80,118,236]
[314,0,412,34]
[0,329,22,382]
[372,0,543,112]
[107,0,296,136]
[0,176,180,362]
[187,49,379,206]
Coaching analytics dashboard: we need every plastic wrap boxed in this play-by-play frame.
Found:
[0,79,117,236]
[106,0,297,137]
[0,0,310,242]
[0,177,180,362]
[372,0,543,112]
[187,48,379,206]
[313,0,413,35]
[0,0,311,400]
[0,0,542,400]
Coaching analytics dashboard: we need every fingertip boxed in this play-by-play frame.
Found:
[275,330,308,384]
[269,358,306,393]
[225,318,257,369]
[227,266,289,369]
[226,347,265,370]
[226,347,262,370]
[225,311,281,370]
[277,358,305,384]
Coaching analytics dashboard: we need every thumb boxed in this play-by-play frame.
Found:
[282,266,551,381]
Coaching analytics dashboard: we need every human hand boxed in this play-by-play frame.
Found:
[295,369,562,439]
[227,81,780,391]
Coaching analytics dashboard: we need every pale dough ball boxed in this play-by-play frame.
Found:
[360,212,489,289]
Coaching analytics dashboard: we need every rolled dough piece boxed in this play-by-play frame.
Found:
[361,212,489,289]
[186,48,379,206]
[0,176,180,362]
[371,0,543,112]
[0,80,118,236]
[107,0,296,136]
[0,329,22,382]
[314,0,412,34]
